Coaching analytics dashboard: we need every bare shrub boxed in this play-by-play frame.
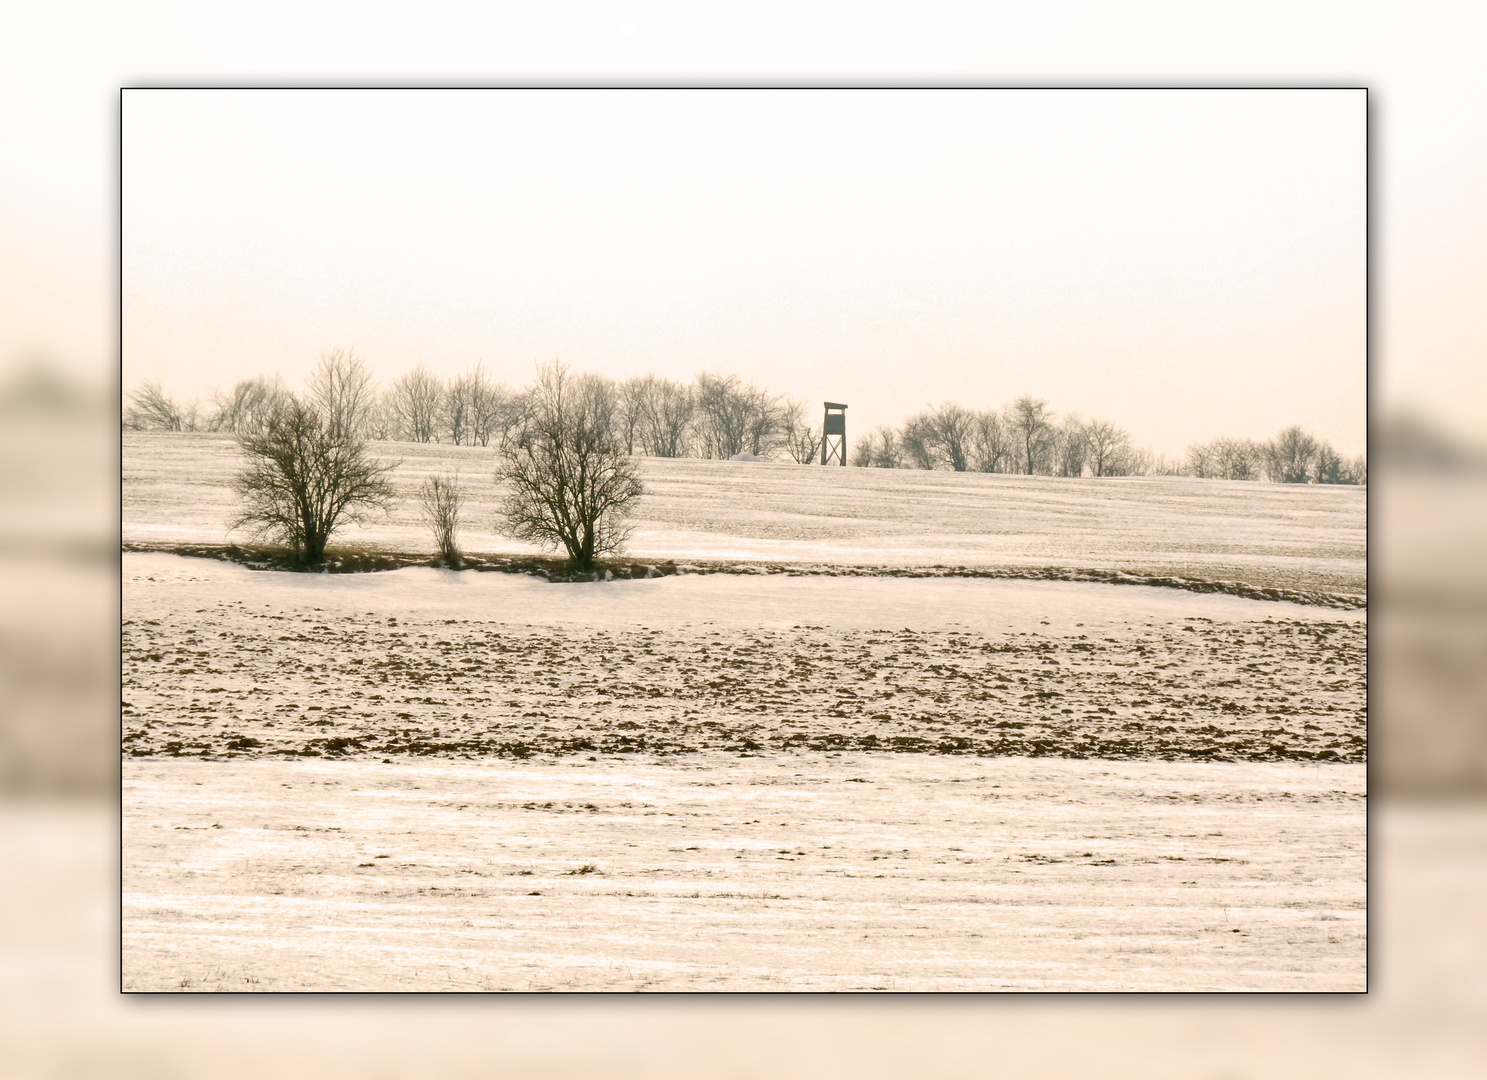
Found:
[231,394,399,564]
[497,361,644,573]
[420,472,465,567]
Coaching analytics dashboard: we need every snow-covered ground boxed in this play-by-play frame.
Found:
[124,752,1363,992]
[120,434,1368,991]
[121,551,1366,990]
[26,802,1484,1073]
[123,432,1366,597]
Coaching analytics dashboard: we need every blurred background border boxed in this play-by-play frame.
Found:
[3,2,1485,1077]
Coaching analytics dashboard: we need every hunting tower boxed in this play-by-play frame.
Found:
[821,402,847,466]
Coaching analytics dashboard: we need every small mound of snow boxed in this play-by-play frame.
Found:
[727,452,764,463]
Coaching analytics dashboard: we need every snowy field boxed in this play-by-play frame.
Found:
[122,553,1365,991]
[124,753,1364,992]
[124,432,1366,598]
[124,554,1363,764]
[121,434,1367,992]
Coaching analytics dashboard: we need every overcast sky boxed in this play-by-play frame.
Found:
[123,88,1364,456]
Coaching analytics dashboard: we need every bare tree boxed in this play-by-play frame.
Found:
[1083,418,1133,477]
[1212,437,1263,480]
[872,425,904,469]
[385,364,443,443]
[440,363,517,447]
[466,364,516,448]
[693,373,784,459]
[617,376,648,454]
[855,426,902,468]
[123,380,188,431]
[898,414,938,470]
[636,376,694,457]
[1132,448,1184,476]
[1265,426,1320,483]
[419,472,465,567]
[1188,436,1263,480]
[231,394,399,563]
[307,347,377,439]
[894,405,977,471]
[971,409,1010,473]
[497,361,644,573]
[692,373,745,458]
[1008,395,1055,475]
[1185,440,1217,478]
[744,386,788,458]
[360,392,399,441]
[781,399,821,464]
[1052,414,1088,477]
[929,404,976,471]
[209,376,289,435]
[1228,440,1252,479]
[1187,431,1347,483]
[442,370,475,446]
[1313,441,1347,485]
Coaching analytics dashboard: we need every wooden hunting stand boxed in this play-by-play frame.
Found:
[821,402,847,466]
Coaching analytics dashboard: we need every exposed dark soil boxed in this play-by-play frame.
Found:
[122,601,1366,765]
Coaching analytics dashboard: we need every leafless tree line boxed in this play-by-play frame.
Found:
[127,356,823,463]
[855,395,1146,478]
[127,357,1363,485]
[610,372,822,462]
[125,350,524,448]
[122,380,202,433]
[1186,427,1366,485]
